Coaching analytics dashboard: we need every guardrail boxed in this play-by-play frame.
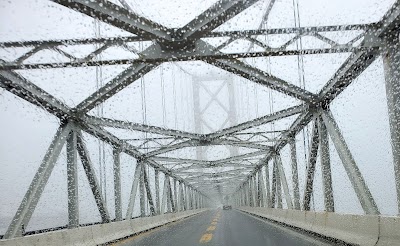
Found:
[238,207,399,246]
[0,209,208,246]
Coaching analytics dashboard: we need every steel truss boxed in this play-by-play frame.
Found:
[1,0,399,239]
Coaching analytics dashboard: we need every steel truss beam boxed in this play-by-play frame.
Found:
[0,64,204,221]
[86,116,202,140]
[321,110,379,214]
[2,0,399,221]
[76,132,111,222]
[302,120,319,211]
[4,124,72,239]
[52,0,172,42]
[0,24,371,49]
[177,0,260,40]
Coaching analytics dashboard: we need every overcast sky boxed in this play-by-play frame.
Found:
[0,0,397,234]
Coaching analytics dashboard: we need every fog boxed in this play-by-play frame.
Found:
[0,0,397,235]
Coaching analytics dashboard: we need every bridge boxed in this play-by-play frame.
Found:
[0,0,399,245]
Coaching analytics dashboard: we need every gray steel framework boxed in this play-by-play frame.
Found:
[1,0,399,239]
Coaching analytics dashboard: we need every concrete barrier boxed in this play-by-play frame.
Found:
[238,207,400,246]
[0,209,208,246]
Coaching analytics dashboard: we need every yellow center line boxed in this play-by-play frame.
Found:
[211,221,217,225]
[206,225,216,232]
[199,233,213,243]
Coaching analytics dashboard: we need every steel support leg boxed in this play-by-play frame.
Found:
[275,154,293,209]
[155,169,160,214]
[303,120,319,211]
[257,169,265,207]
[318,116,335,212]
[179,181,186,211]
[168,178,176,212]
[265,163,271,208]
[383,33,400,215]
[143,165,156,215]
[321,110,379,214]
[67,129,79,228]
[271,163,277,208]
[139,162,146,217]
[161,175,169,214]
[5,124,71,239]
[113,148,122,221]
[173,179,178,211]
[126,161,142,218]
[275,162,282,208]
[289,139,301,210]
[248,179,254,206]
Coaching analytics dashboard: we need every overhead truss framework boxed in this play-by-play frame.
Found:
[1,0,400,238]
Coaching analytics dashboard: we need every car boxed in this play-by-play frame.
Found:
[223,205,232,210]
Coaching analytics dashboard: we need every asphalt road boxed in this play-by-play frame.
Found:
[114,209,337,246]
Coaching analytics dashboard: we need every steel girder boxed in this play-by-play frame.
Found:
[0,68,201,193]
[52,0,172,42]
[0,24,374,70]
[1,0,399,219]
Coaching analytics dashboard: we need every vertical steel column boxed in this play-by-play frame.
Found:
[166,178,172,212]
[321,110,379,214]
[289,139,301,210]
[318,116,335,212]
[303,120,319,211]
[179,181,186,211]
[248,179,254,206]
[383,33,400,215]
[276,163,282,209]
[139,162,146,217]
[143,165,156,215]
[161,175,169,214]
[187,186,192,210]
[257,169,265,207]
[168,179,176,212]
[240,187,244,206]
[154,169,160,214]
[113,148,122,221]
[275,154,293,209]
[271,162,277,208]
[244,182,249,206]
[253,176,258,206]
[173,179,178,211]
[126,162,142,218]
[67,129,79,228]
[265,162,271,208]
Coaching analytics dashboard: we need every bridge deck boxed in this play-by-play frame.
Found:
[116,209,334,246]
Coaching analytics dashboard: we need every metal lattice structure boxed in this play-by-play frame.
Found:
[0,0,399,240]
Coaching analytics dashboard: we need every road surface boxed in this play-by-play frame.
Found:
[114,209,338,246]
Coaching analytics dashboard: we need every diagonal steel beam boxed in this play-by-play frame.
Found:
[0,69,203,199]
[75,62,158,114]
[52,0,172,42]
[86,115,202,140]
[4,124,72,239]
[321,110,379,215]
[0,69,71,119]
[319,1,400,104]
[177,0,260,40]
[209,58,317,103]
[76,132,111,223]
[206,104,306,139]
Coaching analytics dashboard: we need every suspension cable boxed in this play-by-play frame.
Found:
[292,0,314,210]
[94,18,107,202]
